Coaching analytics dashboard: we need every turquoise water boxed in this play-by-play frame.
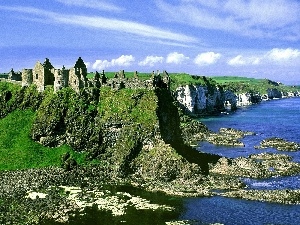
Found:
[180,97,300,225]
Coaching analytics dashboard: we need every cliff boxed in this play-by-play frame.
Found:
[174,84,237,114]
[0,82,220,182]
[173,77,300,115]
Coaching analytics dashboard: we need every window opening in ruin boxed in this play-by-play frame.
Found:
[36,74,38,79]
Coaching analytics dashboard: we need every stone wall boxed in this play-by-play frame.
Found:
[31,59,55,91]
[8,69,22,81]
[21,69,33,87]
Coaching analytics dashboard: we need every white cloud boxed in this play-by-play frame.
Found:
[0,6,197,44]
[85,62,91,69]
[55,0,124,12]
[112,55,135,66]
[194,52,221,66]
[228,55,246,66]
[227,55,261,66]
[266,48,300,61]
[166,52,189,64]
[156,0,300,40]
[92,55,135,70]
[139,56,164,67]
[227,48,300,66]
[252,58,261,65]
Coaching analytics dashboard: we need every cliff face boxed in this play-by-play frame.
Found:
[267,88,283,99]
[174,85,237,114]
[236,93,262,106]
[174,83,299,114]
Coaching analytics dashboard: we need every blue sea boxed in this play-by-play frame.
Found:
[179,97,300,225]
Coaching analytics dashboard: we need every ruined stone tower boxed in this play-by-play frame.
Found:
[54,66,69,92]
[33,58,55,91]
[68,57,88,93]
[21,69,33,87]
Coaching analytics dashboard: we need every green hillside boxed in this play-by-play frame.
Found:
[0,109,86,170]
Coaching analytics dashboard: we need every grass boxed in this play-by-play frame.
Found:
[209,76,300,94]
[0,109,86,170]
[210,76,265,84]
[0,74,299,171]
[98,87,158,132]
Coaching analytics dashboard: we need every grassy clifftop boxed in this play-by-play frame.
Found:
[210,76,300,95]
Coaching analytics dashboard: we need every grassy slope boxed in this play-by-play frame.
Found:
[98,87,158,131]
[0,85,160,171]
[0,110,86,171]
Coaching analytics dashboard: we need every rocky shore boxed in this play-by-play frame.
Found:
[1,81,300,224]
[0,164,245,224]
[255,137,300,151]
[209,152,300,178]
[221,189,300,205]
[2,149,300,224]
[206,128,255,147]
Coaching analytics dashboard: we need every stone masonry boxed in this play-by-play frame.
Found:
[21,57,88,92]
[7,57,170,92]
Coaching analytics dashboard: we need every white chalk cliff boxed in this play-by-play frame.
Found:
[174,85,237,114]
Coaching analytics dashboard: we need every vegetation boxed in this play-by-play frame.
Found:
[0,73,299,172]
[98,87,158,131]
[210,76,300,94]
[169,73,216,90]
[0,109,86,170]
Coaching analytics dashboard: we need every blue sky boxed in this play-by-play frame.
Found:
[0,0,299,84]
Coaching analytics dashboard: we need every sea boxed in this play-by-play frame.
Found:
[180,97,300,225]
[67,97,300,225]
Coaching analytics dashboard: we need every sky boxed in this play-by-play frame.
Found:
[0,0,299,84]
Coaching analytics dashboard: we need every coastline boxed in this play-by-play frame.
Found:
[1,78,300,224]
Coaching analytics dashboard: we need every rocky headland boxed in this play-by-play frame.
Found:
[1,76,300,224]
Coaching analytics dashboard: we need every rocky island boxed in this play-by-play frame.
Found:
[1,58,300,224]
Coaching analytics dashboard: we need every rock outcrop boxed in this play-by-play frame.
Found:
[255,137,300,151]
[267,88,282,99]
[174,85,237,115]
[209,152,300,178]
[206,128,255,147]
[174,84,268,115]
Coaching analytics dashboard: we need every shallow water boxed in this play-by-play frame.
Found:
[181,97,300,225]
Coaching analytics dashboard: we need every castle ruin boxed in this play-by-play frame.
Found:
[22,57,88,92]
[3,57,170,92]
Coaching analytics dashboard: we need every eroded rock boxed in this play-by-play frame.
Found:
[206,128,255,147]
[255,137,300,151]
[222,189,300,204]
[209,153,300,178]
